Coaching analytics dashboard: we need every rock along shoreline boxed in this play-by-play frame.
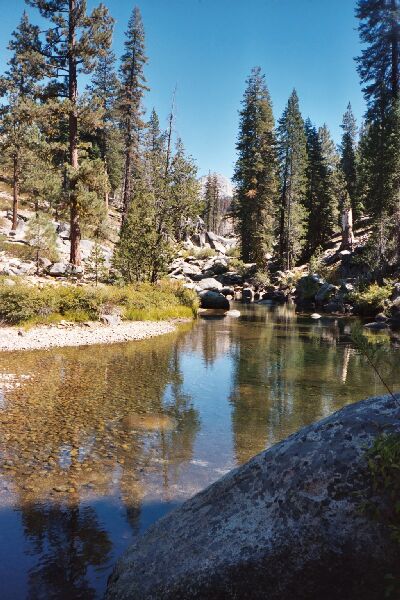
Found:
[0,320,178,352]
[106,393,400,600]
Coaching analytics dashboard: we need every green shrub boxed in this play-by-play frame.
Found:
[350,283,393,316]
[225,246,240,258]
[275,269,304,289]
[364,434,400,598]
[252,270,270,288]
[228,257,247,276]
[0,240,35,261]
[193,247,216,259]
[0,280,198,325]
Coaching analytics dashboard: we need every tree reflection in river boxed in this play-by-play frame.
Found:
[0,305,399,599]
[0,331,199,598]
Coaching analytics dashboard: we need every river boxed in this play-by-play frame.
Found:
[0,304,399,599]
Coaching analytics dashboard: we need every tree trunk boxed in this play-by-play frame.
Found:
[341,206,354,251]
[122,137,132,222]
[69,0,81,267]
[391,0,399,101]
[12,155,19,231]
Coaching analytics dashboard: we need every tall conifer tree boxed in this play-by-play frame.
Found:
[118,7,148,221]
[0,13,44,230]
[233,67,278,266]
[304,122,340,257]
[88,47,122,205]
[203,173,221,232]
[26,0,114,265]
[356,0,400,265]
[339,103,359,218]
[277,90,308,270]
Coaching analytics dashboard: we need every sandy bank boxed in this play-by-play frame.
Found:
[0,321,177,352]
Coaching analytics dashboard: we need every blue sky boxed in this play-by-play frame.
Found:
[0,0,364,178]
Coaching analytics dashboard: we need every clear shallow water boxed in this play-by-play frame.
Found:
[0,304,399,599]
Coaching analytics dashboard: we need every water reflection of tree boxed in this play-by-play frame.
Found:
[229,307,400,464]
[181,315,231,366]
[0,331,199,598]
[24,503,111,600]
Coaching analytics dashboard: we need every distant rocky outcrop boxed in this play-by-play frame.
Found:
[106,394,400,600]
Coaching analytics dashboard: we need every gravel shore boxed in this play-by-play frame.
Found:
[0,321,177,352]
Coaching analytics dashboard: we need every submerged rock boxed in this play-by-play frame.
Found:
[106,394,400,600]
[121,413,176,432]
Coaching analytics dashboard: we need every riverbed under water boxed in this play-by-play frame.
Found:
[0,304,399,599]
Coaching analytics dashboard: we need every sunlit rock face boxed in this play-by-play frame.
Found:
[106,394,400,600]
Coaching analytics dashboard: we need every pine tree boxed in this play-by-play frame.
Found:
[167,139,201,241]
[317,124,340,238]
[118,7,149,221]
[0,13,44,230]
[203,173,221,232]
[304,122,340,258]
[356,0,400,118]
[304,119,325,256]
[339,103,360,219]
[113,180,172,283]
[88,47,122,206]
[144,108,167,207]
[233,67,278,266]
[356,0,400,267]
[22,126,63,213]
[26,0,114,266]
[26,212,59,274]
[144,111,200,248]
[86,241,108,286]
[277,90,308,270]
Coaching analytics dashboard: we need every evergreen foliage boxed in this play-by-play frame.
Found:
[356,0,400,271]
[203,173,221,232]
[233,67,278,267]
[339,103,360,219]
[26,0,114,265]
[0,1,399,286]
[86,241,108,286]
[276,90,308,270]
[25,212,59,273]
[88,48,123,200]
[0,13,44,230]
[113,180,172,283]
[118,7,148,220]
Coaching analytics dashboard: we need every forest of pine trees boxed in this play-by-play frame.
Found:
[0,2,201,281]
[0,0,399,282]
[234,0,400,276]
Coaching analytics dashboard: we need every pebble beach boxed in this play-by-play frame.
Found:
[0,321,177,352]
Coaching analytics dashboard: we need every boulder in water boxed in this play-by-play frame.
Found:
[106,394,400,600]
[199,290,230,310]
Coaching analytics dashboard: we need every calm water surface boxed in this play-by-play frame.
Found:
[0,304,399,599]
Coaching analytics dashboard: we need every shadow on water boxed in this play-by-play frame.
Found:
[0,303,399,598]
[0,498,180,600]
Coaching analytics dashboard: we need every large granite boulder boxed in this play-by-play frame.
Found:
[198,290,230,310]
[106,394,400,600]
[315,282,338,304]
[296,274,324,303]
[196,278,223,292]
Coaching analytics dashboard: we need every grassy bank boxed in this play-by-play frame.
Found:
[0,279,198,326]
